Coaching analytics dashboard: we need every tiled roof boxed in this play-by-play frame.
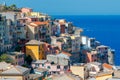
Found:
[51,73,82,80]
[0,62,12,70]
[32,60,47,64]
[0,78,18,80]
[29,74,43,79]
[26,40,44,45]
[103,63,113,69]
[59,22,65,25]
[34,68,48,73]
[57,53,70,59]
[1,67,22,75]
[1,65,29,75]
[15,65,29,74]
[30,21,48,26]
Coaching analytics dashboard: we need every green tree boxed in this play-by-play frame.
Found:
[0,54,13,63]
[3,6,8,11]
[25,55,33,65]
[15,45,21,52]
[2,4,19,12]
[9,4,16,10]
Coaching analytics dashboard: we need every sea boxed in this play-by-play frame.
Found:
[52,15,120,66]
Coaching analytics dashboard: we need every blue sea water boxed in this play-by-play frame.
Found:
[52,15,120,66]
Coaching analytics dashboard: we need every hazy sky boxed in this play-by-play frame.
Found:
[1,0,120,15]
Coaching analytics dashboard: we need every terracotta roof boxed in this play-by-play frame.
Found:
[30,21,48,26]
[59,22,65,25]
[103,63,113,69]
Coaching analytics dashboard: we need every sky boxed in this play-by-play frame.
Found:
[1,0,120,15]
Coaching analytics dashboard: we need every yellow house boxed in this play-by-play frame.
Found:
[26,40,45,60]
[30,12,42,17]
[71,65,85,80]
[95,71,112,80]
[25,12,50,20]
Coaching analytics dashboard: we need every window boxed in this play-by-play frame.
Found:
[64,66,68,70]
[94,59,97,61]
[15,56,17,59]
[57,65,60,69]
[36,64,39,67]
[17,27,20,30]
[92,55,94,57]
[42,64,44,67]
[47,66,50,69]
[51,62,54,65]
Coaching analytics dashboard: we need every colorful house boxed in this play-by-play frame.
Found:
[26,21,51,41]
[96,45,109,63]
[0,62,30,80]
[71,65,86,80]
[30,12,50,21]
[25,40,45,60]
[85,62,102,76]
[0,14,13,53]
[8,52,25,66]
[21,8,33,13]
[59,19,66,34]
[32,53,71,75]
[16,20,27,40]
[26,17,39,22]
[32,60,66,75]
[102,63,113,72]
[29,74,44,80]
[43,42,61,55]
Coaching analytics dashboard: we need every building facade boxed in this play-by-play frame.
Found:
[25,40,45,60]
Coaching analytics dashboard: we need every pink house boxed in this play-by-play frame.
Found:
[32,53,70,74]
[32,60,69,74]
[21,8,33,13]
